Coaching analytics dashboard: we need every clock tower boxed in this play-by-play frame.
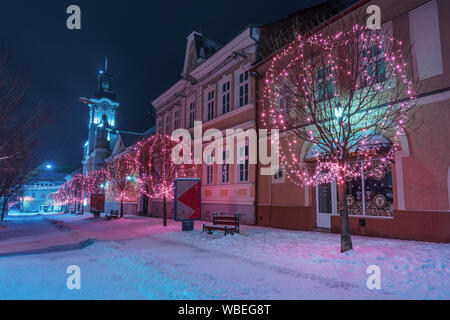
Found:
[80,57,120,174]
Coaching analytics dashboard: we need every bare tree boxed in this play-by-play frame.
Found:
[0,57,46,220]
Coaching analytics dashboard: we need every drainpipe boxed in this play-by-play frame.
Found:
[251,68,261,226]
[254,74,259,226]
[249,26,261,226]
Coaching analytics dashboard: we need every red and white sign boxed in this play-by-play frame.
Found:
[174,178,201,221]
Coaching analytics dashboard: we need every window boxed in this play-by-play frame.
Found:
[343,160,393,217]
[165,115,170,135]
[362,44,386,85]
[188,102,195,128]
[409,0,443,80]
[158,119,163,134]
[205,152,214,185]
[238,71,249,107]
[317,65,334,102]
[174,110,179,130]
[221,151,230,183]
[221,81,231,114]
[206,166,214,185]
[238,145,249,182]
[206,89,215,121]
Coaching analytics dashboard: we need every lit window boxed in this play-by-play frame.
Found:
[317,65,334,102]
[344,160,393,217]
[362,45,386,85]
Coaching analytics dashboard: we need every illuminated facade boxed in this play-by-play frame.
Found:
[22,164,72,213]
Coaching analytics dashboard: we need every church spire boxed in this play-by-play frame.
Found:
[105,56,108,72]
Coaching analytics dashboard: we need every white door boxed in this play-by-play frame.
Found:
[316,181,337,228]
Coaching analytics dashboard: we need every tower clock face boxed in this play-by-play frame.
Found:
[101,101,109,109]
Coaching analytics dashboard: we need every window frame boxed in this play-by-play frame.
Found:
[218,75,232,116]
[221,150,230,184]
[188,101,195,129]
[234,65,251,108]
[204,85,216,122]
[164,113,171,135]
[236,144,249,183]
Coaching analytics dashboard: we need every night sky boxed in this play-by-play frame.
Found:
[0,0,324,169]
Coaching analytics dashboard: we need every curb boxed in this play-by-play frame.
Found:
[0,238,97,258]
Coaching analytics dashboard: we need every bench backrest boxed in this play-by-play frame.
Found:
[111,210,119,215]
[213,213,239,226]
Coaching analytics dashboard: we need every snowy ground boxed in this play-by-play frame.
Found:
[0,214,448,299]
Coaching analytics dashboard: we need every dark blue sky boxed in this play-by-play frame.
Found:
[0,0,324,168]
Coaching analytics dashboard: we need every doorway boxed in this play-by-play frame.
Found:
[316,181,337,228]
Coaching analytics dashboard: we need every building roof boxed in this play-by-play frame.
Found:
[28,164,75,183]
[119,131,145,148]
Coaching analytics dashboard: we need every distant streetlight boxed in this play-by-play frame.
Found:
[45,164,53,169]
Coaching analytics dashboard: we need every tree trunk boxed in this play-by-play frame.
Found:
[120,197,124,218]
[163,195,167,227]
[338,182,353,253]
[1,197,8,221]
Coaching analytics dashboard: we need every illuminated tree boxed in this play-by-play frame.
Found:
[85,170,106,197]
[262,25,416,252]
[132,134,196,227]
[69,174,87,213]
[104,154,138,218]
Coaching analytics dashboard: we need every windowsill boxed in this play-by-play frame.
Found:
[203,182,253,187]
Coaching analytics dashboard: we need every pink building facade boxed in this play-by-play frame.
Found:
[152,28,260,224]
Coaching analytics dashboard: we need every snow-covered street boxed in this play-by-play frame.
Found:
[0,214,449,299]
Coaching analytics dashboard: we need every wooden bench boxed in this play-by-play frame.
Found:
[203,213,240,236]
[105,210,119,220]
